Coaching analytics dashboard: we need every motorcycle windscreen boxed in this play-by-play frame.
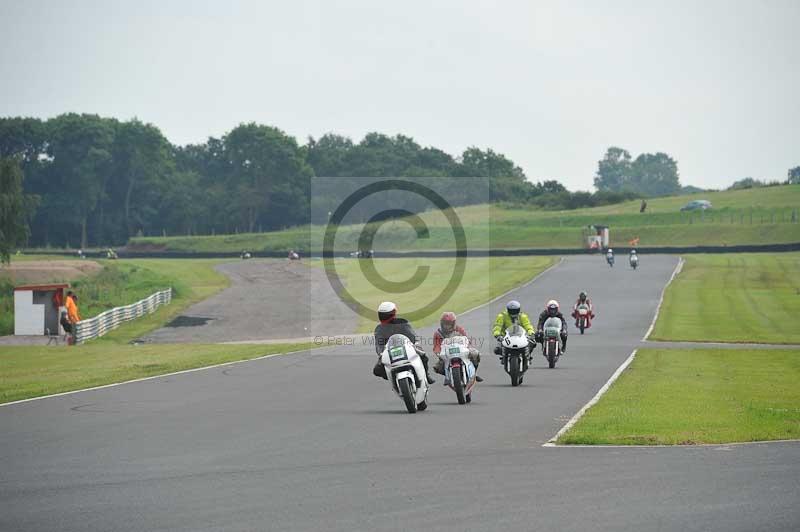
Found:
[387,334,411,363]
[507,323,526,337]
[543,317,562,337]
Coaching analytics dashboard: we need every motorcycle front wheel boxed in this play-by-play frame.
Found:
[398,377,418,413]
[509,356,522,387]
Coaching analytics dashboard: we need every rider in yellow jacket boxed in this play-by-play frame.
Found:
[492,300,535,338]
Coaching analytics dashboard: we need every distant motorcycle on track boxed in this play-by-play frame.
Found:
[574,303,592,334]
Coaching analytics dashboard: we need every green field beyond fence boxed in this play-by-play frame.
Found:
[129,185,800,253]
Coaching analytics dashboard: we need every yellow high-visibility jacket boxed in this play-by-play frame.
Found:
[492,310,534,337]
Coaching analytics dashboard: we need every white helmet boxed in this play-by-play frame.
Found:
[608,248,613,253]
[546,299,560,317]
[378,301,397,322]
[631,249,637,254]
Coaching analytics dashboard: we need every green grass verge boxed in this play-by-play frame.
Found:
[0,342,314,404]
[650,253,800,344]
[0,258,231,338]
[128,184,800,252]
[0,257,316,403]
[316,256,556,332]
[559,348,800,445]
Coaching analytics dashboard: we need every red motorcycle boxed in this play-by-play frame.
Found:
[572,303,595,334]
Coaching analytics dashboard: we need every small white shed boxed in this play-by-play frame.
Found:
[14,283,69,336]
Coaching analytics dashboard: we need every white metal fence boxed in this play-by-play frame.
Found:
[73,288,172,344]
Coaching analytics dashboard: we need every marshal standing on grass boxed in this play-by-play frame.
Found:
[64,291,81,344]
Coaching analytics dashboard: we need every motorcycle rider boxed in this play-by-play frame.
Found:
[432,311,483,382]
[606,248,614,264]
[372,301,435,384]
[571,291,595,327]
[629,249,638,264]
[492,300,536,355]
[536,300,568,353]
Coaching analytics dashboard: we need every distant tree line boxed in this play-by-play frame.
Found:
[3,114,740,249]
[2,115,551,247]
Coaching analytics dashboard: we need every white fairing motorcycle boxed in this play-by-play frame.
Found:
[440,336,477,405]
[629,254,639,270]
[541,317,563,369]
[380,334,430,413]
[500,322,532,386]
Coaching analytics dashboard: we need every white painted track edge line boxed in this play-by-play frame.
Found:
[0,347,319,408]
[642,257,684,341]
[543,348,638,446]
[542,438,800,448]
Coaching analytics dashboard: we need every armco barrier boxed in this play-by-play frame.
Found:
[73,288,172,344]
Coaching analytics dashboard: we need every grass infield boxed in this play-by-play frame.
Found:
[650,253,800,344]
[559,348,800,445]
[129,184,800,252]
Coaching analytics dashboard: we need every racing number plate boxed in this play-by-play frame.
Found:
[389,346,407,363]
[448,346,461,355]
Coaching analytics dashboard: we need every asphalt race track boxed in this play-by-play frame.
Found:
[1,256,798,532]
[143,260,357,343]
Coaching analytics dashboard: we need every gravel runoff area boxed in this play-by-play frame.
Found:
[141,259,358,343]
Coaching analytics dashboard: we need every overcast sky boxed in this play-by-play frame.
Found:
[1,0,798,190]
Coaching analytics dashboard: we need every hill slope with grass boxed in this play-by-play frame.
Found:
[128,184,800,253]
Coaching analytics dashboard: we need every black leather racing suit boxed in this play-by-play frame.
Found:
[536,310,568,351]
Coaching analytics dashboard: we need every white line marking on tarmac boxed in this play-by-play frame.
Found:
[0,348,316,408]
[642,257,684,341]
[543,438,800,449]
[543,349,638,446]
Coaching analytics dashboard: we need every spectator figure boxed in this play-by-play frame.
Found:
[65,291,81,344]
[640,199,648,213]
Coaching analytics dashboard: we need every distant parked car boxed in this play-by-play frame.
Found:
[680,200,712,211]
